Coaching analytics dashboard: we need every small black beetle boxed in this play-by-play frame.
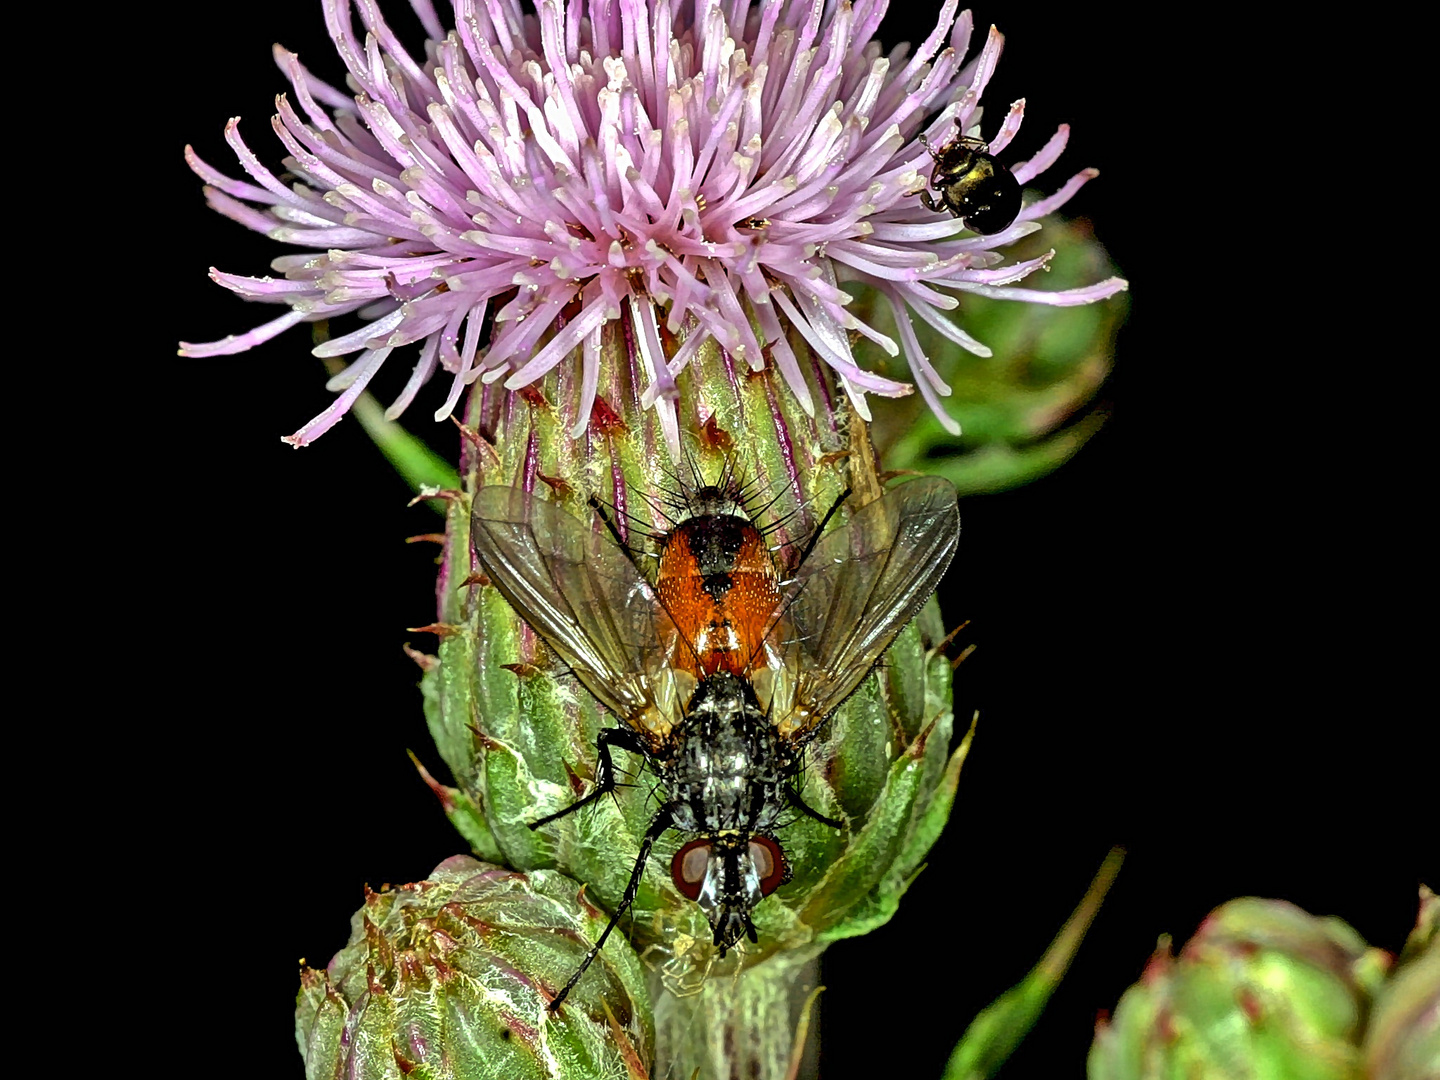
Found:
[918,134,1021,235]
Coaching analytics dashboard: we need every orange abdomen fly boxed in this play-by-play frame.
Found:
[656,513,781,677]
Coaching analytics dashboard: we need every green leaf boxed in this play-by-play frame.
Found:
[807,717,937,941]
[945,847,1125,1080]
[894,714,976,882]
[348,392,461,496]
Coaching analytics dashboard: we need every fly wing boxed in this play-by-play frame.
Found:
[772,476,959,739]
[470,486,679,742]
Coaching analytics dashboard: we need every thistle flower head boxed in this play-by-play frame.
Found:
[1089,898,1394,1080]
[182,0,1126,449]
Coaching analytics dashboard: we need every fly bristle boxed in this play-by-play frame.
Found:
[648,452,779,536]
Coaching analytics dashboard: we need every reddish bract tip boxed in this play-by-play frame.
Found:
[589,394,627,435]
[699,412,734,452]
[537,471,573,497]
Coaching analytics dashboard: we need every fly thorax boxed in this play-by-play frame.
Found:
[667,671,786,835]
[679,514,747,592]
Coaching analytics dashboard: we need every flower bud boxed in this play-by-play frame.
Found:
[296,856,652,1079]
[1363,886,1439,1080]
[1089,898,1390,1080]
[867,215,1128,495]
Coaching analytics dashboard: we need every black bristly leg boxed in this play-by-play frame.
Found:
[794,487,851,569]
[529,726,650,830]
[548,805,675,1011]
[587,494,647,574]
[786,785,844,830]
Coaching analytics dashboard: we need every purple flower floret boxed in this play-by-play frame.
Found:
[181,0,1127,447]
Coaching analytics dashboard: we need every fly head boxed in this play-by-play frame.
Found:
[670,833,790,952]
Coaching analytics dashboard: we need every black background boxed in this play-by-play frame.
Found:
[122,2,1429,1077]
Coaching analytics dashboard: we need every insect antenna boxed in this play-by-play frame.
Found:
[590,490,666,554]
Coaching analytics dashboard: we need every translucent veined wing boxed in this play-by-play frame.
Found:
[770,476,960,739]
[470,486,682,744]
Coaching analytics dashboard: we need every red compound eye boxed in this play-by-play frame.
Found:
[748,836,786,896]
[671,839,711,900]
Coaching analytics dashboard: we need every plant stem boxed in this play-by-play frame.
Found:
[651,946,825,1080]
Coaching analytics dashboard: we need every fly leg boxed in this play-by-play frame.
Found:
[530,726,649,830]
[793,487,852,569]
[587,495,648,576]
[785,785,844,830]
[549,805,675,1011]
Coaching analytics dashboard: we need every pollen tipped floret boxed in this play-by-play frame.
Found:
[181,0,1127,446]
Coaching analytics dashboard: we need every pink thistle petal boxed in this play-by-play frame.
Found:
[658,325,707,386]
[953,277,1130,306]
[888,290,961,437]
[313,307,407,357]
[385,334,441,420]
[883,290,952,398]
[505,293,612,388]
[433,297,489,421]
[283,346,393,446]
[632,296,680,410]
[936,251,1055,288]
[568,325,603,439]
[185,0,1127,446]
[1012,123,1070,185]
[774,288,910,398]
[1020,169,1102,221]
[899,286,993,357]
[221,118,313,212]
[753,302,815,418]
[209,269,321,302]
[200,187,290,236]
[185,144,280,205]
[179,309,309,357]
[271,46,351,121]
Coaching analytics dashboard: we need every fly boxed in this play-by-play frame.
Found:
[470,471,959,1010]
[638,462,837,679]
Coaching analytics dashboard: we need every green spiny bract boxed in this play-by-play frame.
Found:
[296,856,652,1080]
